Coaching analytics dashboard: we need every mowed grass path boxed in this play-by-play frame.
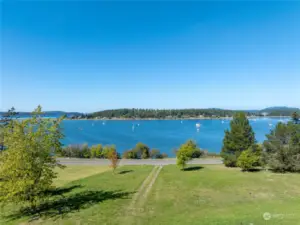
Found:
[0,165,153,225]
[135,165,300,225]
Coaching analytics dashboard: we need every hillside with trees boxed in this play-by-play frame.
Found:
[88,107,300,119]
[89,108,250,119]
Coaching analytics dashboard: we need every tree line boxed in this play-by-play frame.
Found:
[220,111,300,172]
[84,108,300,119]
[88,108,250,119]
[175,111,300,171]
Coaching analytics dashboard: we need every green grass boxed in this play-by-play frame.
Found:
[53,165,110,186]
[0,165,153,225]
[1,164,300,225]
[135,165,300,225]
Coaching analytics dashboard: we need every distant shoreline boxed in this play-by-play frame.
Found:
[64,116,291,121]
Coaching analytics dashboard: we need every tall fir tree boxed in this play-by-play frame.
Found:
[221,112,256,167]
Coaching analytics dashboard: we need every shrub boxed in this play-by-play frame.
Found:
[90,144,102,158]
[81,143,91,158]
[133,142,150,159]
[102,145,115,159]
[237,145,262,171]
[150,149,160,158]
[122,149,138,159]
[223,154,238,167]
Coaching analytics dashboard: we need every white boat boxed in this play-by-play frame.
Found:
[196,123,201,128]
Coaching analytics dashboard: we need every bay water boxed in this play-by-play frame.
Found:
[61,118,287,156]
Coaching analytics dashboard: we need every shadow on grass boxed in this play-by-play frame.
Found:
[182,166,204,171]
[118,170,133,174]
[244,168,263,173]
[43,185,83,197]
[6,189,134,222]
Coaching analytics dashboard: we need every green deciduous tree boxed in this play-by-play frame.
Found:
[90,144,103,158]
[221,112,256,167]
[133,142,150,159]
[263,122,300,172]
[176,140,199,169]
[0,106,65,209]
[0,107,19,151]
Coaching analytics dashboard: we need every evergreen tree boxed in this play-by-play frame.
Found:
[263,122,300,172]
[292,111,299,124]
[221,112,256,167]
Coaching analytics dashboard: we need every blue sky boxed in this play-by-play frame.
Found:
[2,1,300,112]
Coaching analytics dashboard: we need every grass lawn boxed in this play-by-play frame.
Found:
[0,165,154,225]
[1,164,300,225]
[53,165,110,186]
[135,165,300,225]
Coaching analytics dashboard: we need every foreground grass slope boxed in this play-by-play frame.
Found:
[137,165,300,225]
[1,164,299,225]
[53,165,110,186]
[0,165,153,225]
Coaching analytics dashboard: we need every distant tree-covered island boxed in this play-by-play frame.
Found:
[80,107,300,120]
[1,106,299,120]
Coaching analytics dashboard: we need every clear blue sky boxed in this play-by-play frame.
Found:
[2,1,300,112]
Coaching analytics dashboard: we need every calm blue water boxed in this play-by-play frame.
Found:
[61,118,289,156]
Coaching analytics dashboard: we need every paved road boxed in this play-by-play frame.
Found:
[57,158,223,166]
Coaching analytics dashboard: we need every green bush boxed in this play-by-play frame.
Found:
[81,144,91,158]
[237,145,262,171]
[90,144,103,158]
[222,154,238,167]
[150,149,160,158]
[134,142,150,159]
[122,149,138,159]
